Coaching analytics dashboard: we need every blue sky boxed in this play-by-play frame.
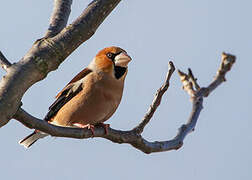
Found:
[0,1,251,179]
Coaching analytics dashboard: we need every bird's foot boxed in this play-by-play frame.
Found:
[97,123,110,135]
[73,123,95,137]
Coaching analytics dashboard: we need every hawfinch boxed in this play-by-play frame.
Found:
[19,46,131,148]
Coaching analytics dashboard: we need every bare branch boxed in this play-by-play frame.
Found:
[176,52,236,146]
[50,0,122,61]
[15,107,182,154]
[45,0,72,38]
[133,61,175,134]
[178,70,196,97]
[0,51,12,71]
[204,52,236,97]
[177,68,203,138]
[14,54,235,153]
[188,68,200,90]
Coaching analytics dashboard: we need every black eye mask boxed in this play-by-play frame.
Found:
[106,51,127,79]
[106,52,122,62]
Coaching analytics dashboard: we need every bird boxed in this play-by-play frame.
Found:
[19,46,131,148]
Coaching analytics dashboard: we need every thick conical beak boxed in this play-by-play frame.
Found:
[114,52,132,67]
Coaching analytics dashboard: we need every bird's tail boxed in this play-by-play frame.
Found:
[19,131,48,148]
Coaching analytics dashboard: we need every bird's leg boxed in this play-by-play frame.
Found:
[73,123,95,137]
[96,123,110,135]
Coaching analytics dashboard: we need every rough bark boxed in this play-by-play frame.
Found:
[45,0,73,38]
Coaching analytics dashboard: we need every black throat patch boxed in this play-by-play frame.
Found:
[114,66,127,79]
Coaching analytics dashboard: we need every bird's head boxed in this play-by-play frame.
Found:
[88,46,132,79]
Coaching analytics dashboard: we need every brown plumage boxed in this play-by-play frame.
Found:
[19,46,131,148]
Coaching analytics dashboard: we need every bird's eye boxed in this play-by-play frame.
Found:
[106,52,114,59]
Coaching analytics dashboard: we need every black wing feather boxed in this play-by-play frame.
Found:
[44,84,83,121]
[44,68,92,122]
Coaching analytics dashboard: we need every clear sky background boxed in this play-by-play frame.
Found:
[0,0,251,179]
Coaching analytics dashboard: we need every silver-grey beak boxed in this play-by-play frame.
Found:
[114,52,131,67]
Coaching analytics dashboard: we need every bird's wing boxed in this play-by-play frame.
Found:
[56,68,92,98]
[44,68,92,121]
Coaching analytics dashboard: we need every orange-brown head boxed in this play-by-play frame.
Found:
[88,46,131,79]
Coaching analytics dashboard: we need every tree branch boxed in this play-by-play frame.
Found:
[133,61,175,134]
[0,0,121,127]
[188,68,200,90]
[14,53,235,153]
[176,52,236,139]
[49,0,122,61]
[45,0,72,38]
[0,51,12,71]
[204,52,236,96]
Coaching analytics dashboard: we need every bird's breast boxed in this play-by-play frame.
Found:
[52,72,125,126]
